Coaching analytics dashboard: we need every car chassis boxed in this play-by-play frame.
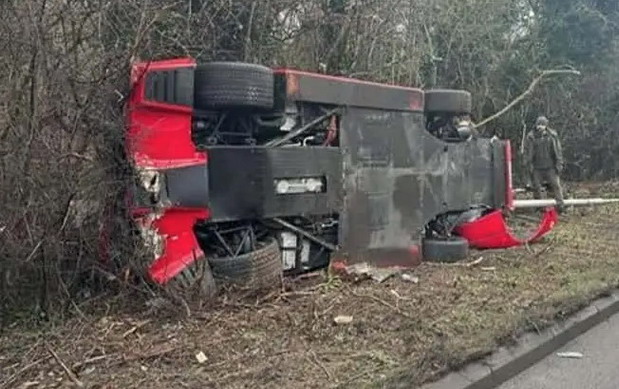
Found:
[120,58,556,293]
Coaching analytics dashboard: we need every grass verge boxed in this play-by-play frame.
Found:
[2,202,619,389]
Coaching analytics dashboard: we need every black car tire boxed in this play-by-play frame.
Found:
[166,259,218,299]
[422,236,469,263]
[194,62,274,111]
[207,237,283,289]
[425,89,472,114]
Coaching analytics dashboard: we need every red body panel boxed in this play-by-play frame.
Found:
[144,209,209,283]
[126,58,209,284]
[455,139,557,250]
[455,208,558,249]
[128,58,206,169]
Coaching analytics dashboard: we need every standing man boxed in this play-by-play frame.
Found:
[524,116,565,212]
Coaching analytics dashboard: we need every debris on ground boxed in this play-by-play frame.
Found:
[401,273,420,284]
[557,352,584,359]
[343,262,400,283]
[333,315,354,325]
[195,351,208,364]
[466,256,485,267]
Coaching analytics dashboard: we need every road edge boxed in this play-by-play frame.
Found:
[422,290,619,389]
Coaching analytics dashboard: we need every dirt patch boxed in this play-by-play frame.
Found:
[3,203,619,389]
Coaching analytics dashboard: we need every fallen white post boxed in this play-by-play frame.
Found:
[513,198,619,209]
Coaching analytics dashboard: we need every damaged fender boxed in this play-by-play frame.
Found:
[132,208,209,284]
[455,207,558,249]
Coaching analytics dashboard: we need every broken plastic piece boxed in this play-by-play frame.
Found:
[557,352,583,359]
[196,351,208,364]
[334,316,354,325]
[455,207,558,249]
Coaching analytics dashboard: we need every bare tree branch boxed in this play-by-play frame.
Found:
[473,69,582,130]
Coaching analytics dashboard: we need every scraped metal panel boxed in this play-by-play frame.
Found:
[165,164,209,208]
[339,108,506,267]
[206,146,342,222]
[339,110,421,264]
[274,70,424,112]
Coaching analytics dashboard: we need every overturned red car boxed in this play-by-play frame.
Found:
[121,58,555,294]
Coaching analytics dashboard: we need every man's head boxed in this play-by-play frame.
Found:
[535,116,549,131]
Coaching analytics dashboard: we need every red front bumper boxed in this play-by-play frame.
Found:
[125,58,209,285]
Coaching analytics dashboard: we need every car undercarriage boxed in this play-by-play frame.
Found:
[115,58,554,296]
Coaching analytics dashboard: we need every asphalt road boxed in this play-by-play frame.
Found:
[499,311,619,389]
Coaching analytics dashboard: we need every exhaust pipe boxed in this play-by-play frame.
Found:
[513,198,619,209]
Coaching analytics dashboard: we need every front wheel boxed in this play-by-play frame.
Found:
[165,259,218,299]
[207,237,283,290]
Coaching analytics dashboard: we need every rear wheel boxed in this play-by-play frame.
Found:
[422,236,469,263]
[194,62,274,111]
